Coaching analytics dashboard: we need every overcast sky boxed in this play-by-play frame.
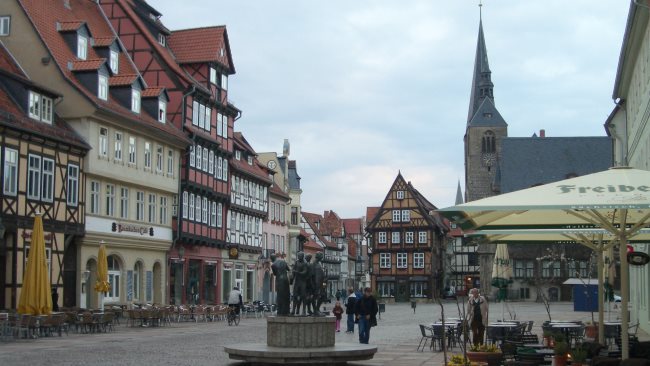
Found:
[155,0,630,218]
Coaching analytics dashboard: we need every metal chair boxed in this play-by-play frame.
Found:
[431,325,446,351]
[417,324,434,351]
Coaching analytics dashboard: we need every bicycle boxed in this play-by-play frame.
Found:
[227,306,240,326]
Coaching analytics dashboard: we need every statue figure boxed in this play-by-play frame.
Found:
[291,252,308,316]
[270,253,291,316]
[312,252,327,316]
[304,254,314,315]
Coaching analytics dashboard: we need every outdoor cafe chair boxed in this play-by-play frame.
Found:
[523,320,535,335]
[102,312,114,332]
[431,324,446,352]
[417,324,434,352]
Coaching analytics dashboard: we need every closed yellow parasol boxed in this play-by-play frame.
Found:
[95,243,111,294]
[18,214,52,315]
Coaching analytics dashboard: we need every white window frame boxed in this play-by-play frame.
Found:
[182,191,188,219]
[377,232,387,244]
[66,164,79,207]
[413,253,424,269]
[392,210,401,222]
[128,136,136,165]
[28,91,41,120]
[99,127,108,157]
[167,150,174,176]
[217,202,223,228]
[98,75,108,100]
[144,142,151,169]
[156,145,163,173]
[405,231,414,244]
[158,100,166,123]
[3,147,18,196]
[189,145,195,167]
[401,210,410,222]
[205,107,211,132]
[158,33,165,46]
[391,231,400,244]
[114,131,122,161]
[0,16,10,36]
[221,113,228,138]
[159,196,167,225]
[396,190,404,199]
[217,112,223,137]
[136,191,144,221]
[418,231,427,244]
[209,67,217,84]
[208,151,214,174]
[202,197,208,224]
[27,154,41,200]
[41,158,54,203]
[380,253,391,269]
[210,201,217,227]
[148,193,156,223]
[105,184,115,216]
[397,253,407,268]
[195,145,202,170]
[195,195,202,222]
[77,34,88,60]
[120,187,129,219]
[109,49,119,74]
[131,89,141,113]
[222,159,228,181]
[90,181,100,214]
[189,193,195,220]
[202,147,208,172]
[221,74,228,91]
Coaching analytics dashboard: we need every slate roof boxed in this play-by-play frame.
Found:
[17,0,189,145]
[500,136,614,193]
[0,43,90,151]
[467,97,507,127]
[287,160,301,190]
[167,26,235,72]
[467,20,494,123]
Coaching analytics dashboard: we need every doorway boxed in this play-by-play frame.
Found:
[396,281,409,302]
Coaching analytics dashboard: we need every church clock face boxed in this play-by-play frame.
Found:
[482,153,496,167]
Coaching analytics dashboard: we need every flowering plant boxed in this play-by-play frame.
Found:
[469,343,499,352]
[449,354,483,366]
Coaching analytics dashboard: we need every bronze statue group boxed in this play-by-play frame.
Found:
[270,251,328,316]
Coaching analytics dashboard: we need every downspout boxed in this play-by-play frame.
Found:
[174,85,196,246]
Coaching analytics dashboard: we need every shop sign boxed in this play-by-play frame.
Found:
[112,222,153,236]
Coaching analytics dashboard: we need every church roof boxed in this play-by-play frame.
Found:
[500,136,614,193]
[467,97,507,127]
[455,181,464,205]
[467,20,493,123]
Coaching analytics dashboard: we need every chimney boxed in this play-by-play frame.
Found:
[540,129,546,138]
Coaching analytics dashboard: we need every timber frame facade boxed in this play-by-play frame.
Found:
[0,45,89,309]
[366,173,448,302]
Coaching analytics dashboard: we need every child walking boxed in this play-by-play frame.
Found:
[332,300,344,332]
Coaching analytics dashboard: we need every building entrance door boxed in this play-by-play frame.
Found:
[396,281,409,302]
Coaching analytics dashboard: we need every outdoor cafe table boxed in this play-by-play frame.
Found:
[487,322,519,343]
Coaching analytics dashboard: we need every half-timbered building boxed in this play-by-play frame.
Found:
[226,132,270,302]
[100,0,238,305]
[0,44,90,310]
[2,0,189,308]
[365,173,448,302]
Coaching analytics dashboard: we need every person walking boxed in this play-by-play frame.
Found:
[354,287,378,344]
[345,287,356,333]
[466,288,488,346]
[332,301,343,332]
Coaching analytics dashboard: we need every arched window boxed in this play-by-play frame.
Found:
[106,255,121,303]
[134,262,142,301]
[481,131,496,153]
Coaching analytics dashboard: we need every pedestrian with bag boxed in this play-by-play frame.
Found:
[354,287,378,344]
[345,287,356,333]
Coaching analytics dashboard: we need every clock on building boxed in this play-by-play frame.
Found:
[229,247,239,259]
[267,160,277,170]
[482,153,497,167]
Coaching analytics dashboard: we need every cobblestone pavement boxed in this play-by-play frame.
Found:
[0,301,636,366]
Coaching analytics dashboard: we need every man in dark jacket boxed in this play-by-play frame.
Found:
[354,287,378,344]
[345,287,356,333]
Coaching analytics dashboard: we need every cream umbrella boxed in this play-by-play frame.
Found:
[491,243,512,320]
[440,167,650,359]
[17,214,52,315]
[95,243,110,310]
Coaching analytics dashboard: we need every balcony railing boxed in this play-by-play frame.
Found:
[322,255,342,264]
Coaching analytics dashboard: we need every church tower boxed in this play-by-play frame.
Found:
[464,9,508,202]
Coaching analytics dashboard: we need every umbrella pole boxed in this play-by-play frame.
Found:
[619,233,630,360]
[597,247,605,344]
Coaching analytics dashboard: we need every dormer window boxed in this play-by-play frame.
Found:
[158,34,166,46]
[109,50,119,74]
[28,91,53,124]
[77,34,88,60]
[247,156,253,165]
[235,150,241,160]
[158,100,166,123]
[131,89,141,113]
[98,75,108,100]
[0,16,10,36]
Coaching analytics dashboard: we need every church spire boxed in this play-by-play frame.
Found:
[455,180,464,205]
[467,4,494,124]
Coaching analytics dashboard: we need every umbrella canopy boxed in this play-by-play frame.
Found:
[95,244,110,294]
[491,243,513,288]
[18,215,52,315]
[439,167,650,359]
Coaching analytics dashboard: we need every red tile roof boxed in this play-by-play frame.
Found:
[57,20,85,32]
[269,183,290,200]
[342,218,362,235]
[366,207,380,224]
[71,59,106,71]
[301,211,339,250]
[233,131,256,154]
[323,210,343,237]
[347,238,357,258]
[141,87,165,98]
[109,74,138,86]
[167,26,235,72]
[92,37,115,47]
[0,42,25,76]
[17,0,189,145]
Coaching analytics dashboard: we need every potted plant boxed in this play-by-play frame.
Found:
[584,320,598,340]
[466,343,502,365]
[542,330,554,347]
[570,347,588,366]
[448,354,487,366]
[553,341,570,366]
